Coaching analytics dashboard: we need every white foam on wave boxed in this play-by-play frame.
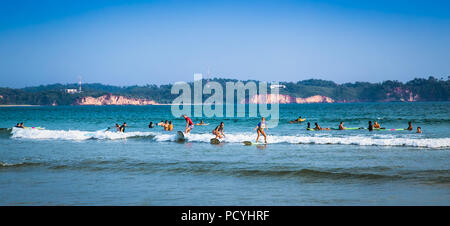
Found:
[10,128,450,148]
[183,132,450,148]
[11,127,155,141]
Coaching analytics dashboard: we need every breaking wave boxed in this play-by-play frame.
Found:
[10,127,155,141]
[9,127,450,148]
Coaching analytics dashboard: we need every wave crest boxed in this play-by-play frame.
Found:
[9,128,450,148]
[11,127,155,141]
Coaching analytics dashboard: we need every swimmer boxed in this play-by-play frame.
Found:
[163,120,169,131]
[195,120,208,126]
[406,121,413,131]
[368,121,373,131]
[119,122,127,132]
[168,121,173,131]
[157,121,164,126]
[416,127,422,133]
[148,122,154,128]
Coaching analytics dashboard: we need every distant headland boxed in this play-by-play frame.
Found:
[0,77,448,106]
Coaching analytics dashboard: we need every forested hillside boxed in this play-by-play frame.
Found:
[0,77,448,105]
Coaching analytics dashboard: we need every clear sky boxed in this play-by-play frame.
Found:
[0,0,449,88]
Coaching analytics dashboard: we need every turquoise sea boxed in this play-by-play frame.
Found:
[0,102,449,205]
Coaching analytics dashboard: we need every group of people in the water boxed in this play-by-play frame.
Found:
[14,122,25,128]
[114,122,127,132]
[148,120,174,131]
[15,115,421,144]
[180,115,268,143]
[113,115,421,144]
[305,121,422,133]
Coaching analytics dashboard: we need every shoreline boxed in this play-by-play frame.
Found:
[1,101,448,107]
[0,105,41,107]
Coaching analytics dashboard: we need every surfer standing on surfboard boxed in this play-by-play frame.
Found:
[255,117,268,144]
[183,115,194,134]
[212,122,225,139]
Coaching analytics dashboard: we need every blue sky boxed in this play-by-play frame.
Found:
[0,0,449,87]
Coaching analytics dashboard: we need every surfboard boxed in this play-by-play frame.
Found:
[373,128,405,131]
[210,138,221,144]
[23,126,44,130]
[176,131,185,142]
[344,127,363,130]
[331,127,363,130]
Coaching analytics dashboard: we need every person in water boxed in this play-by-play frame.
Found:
[183,115,194,134]
[163,120,169,131]
[115,123,121,131]
[119,122,127,132]
[19,122,24,128]
[14,123,22,128]
[255,117,268,144]
[314,122,330,130]
[373,121,382,129]
[306,122,311,130]
[338,122,346,130]
[416,127,422,133]
[406,122,413,131]
[290,116,304,123]
[212,122,225,139]
[368,121,373,131]
[196,120,208,126]
[157,120,164,126]
[168,121,173,131]
[148,122,154,128]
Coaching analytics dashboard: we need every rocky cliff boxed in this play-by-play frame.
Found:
[385,87,420,102]
[76,94,159,105]
[245,94,335,104]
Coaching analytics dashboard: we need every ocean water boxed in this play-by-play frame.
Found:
[0,102,449,205]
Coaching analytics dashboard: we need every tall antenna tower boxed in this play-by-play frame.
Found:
[78,76,82,92]
[204,67,211,89]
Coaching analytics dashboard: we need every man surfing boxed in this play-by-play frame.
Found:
[183,115,194,134]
